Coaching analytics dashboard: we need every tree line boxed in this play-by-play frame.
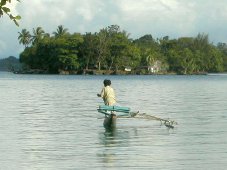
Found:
[18,24,227,74]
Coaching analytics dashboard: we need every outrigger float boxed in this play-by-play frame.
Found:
[97,105,178,129]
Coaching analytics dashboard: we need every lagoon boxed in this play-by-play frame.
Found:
[0,72,227,170]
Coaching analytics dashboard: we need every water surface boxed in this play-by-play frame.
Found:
[0,72,227,170]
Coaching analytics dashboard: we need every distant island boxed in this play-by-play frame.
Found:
[10,25,227,75]
[0,56,22,72]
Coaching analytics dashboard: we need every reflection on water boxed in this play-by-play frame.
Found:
[98,128,131,165]
[1,72,227,169]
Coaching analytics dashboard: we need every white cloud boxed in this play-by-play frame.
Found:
[74,1,103,21]
[16,0,106,34]
[111,0,198,39]
[1,0,227,58]
[5,0,19,14]
[18,1,68,27]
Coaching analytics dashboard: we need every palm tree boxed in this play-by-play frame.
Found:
[31,26,45,44]
[18,29,31,48]
[53,25,69,37]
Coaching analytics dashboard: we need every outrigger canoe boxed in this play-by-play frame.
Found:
[97,105,138,129]
[97,105,178,129]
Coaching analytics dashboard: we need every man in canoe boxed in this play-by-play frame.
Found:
[97,79,116,106]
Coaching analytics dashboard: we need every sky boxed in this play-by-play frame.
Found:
[1,0,227,59]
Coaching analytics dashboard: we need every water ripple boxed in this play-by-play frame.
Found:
[1,73,227,169]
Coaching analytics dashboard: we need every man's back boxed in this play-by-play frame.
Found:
[101,86,116,106]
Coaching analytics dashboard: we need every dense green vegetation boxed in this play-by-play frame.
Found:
[18,25,227,74]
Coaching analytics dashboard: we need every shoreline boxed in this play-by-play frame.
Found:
[11,69,210,75]
[3,70,227,76]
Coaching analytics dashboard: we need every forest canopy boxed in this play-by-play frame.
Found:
[18,25,227,74]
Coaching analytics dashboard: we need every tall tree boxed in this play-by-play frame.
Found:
[192,33,209,52]
[53,25,69,37]
[31,26,45,44]
[106,25,131,71]
[134,34,156,49]
[96,29,110,70]
[78,32,96,70]
[18,29,31,48]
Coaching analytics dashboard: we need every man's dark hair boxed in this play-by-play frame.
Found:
[103,79,111,86]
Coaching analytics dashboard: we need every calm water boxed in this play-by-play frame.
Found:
[0,72,227,170]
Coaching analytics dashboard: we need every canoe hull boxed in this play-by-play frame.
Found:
[98,105,138,129]
[103,113,116,129]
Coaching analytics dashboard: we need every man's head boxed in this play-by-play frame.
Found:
[103,79,111,86]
